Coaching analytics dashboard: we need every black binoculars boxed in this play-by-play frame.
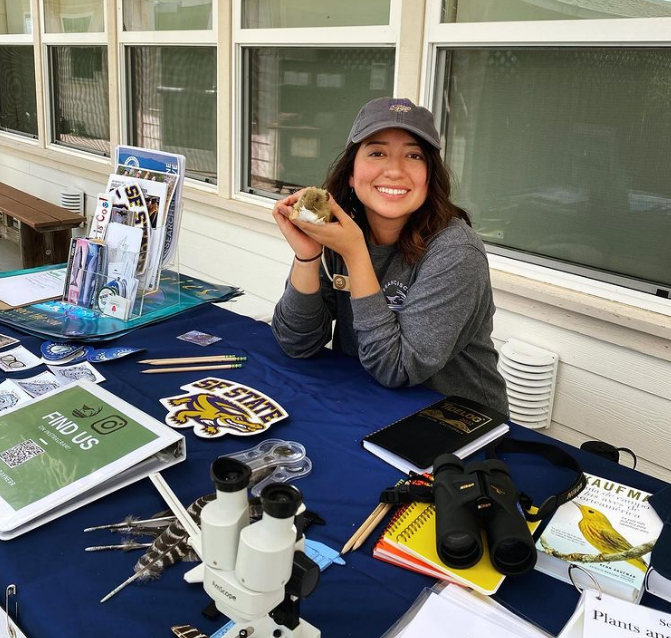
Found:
[433,453,537,576]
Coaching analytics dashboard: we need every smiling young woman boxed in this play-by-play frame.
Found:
[271,97,509,415]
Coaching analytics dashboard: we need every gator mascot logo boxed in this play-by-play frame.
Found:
[160,377,288,439]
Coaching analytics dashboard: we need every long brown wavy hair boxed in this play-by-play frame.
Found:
[323,134,470,264]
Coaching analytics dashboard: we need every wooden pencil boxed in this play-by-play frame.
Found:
[341,502,388,554]
[141,363,244,374]
[351,504,392,551]
[139,355,246,365]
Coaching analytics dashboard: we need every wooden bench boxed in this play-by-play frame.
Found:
[0,182,83,269]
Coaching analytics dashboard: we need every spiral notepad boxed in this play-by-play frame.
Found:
[373,503,449,581]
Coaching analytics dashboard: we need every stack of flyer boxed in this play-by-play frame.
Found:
[381,582,550,638]
[64,145,185,320]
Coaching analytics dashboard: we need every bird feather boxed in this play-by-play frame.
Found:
[134,493,215,580]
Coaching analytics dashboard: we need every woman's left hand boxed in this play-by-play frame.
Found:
[290,195,367,263]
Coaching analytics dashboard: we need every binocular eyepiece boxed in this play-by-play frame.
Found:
[433,453,536,576]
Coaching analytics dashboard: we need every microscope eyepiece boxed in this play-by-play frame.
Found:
[260,483,302,519]
[211,457,252,493]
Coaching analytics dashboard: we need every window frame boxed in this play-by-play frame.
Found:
[422,0,671,309]
[231,0,403,210]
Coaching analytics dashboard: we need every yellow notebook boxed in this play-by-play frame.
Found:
[385,501,540,595]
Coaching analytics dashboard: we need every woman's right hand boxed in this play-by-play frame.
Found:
[272,190,323,260]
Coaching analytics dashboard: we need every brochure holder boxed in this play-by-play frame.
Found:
[62,239,182,323]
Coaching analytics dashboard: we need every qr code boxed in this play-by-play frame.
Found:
[0,439,46,468]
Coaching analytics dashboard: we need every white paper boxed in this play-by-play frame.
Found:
[0,268,66,307]
[582,589,671,638]
[440,585,550,637]
[399,591,526,638]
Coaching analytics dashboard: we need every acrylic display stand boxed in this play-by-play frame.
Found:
[62,241,182,322]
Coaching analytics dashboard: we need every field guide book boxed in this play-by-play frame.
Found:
[535,473,663,603]
[0,381,185,539]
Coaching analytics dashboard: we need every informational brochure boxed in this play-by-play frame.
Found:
[115,145,185,267]
[0,381,185,539]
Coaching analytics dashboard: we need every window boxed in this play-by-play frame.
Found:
[43,0,109,155]
[50,46,110,156]
[123,0,213,31]
[121,0,216,183]
[0,46,37,137]
[428,1,671,296]
[0,0,31,35]
[0,2,35,138]
[241,0,390,28]
[236,1,398,199]
[243,48,395,196]
[43,0,104,33]
[127,46,217,183]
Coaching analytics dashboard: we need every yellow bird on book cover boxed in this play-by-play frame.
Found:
[575,502,648,572]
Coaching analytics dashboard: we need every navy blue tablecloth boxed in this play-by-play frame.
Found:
[0,303,668,638]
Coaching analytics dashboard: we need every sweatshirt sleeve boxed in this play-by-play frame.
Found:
[271,264,335,358]
[350,238,491,388]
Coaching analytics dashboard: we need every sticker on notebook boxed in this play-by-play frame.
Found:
[176,330,222,346]
[160,377,288,439]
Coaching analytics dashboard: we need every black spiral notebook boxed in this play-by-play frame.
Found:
[362,396,509,475]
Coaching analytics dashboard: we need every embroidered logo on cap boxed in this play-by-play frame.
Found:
[389,104,411,113]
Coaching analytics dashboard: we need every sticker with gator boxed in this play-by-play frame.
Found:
[159,377,288,438]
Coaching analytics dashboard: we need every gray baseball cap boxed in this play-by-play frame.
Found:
[346,97,441,149]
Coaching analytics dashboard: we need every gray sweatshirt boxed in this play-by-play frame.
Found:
[272,219,509,415]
